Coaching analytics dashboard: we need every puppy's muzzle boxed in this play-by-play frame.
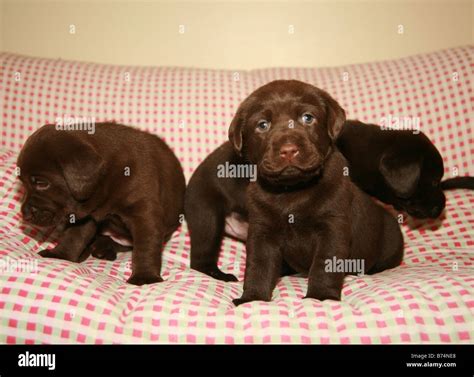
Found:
[262,136,320,173]
[22,202,54,226]
[22,202,36,221]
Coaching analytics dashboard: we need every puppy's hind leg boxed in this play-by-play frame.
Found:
[368,214,404,274]
[123,209,169,285]
[185,195,237,282]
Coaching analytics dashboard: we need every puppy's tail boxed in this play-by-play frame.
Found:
[441,176,474,190]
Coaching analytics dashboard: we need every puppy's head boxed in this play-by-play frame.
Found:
[17,125,105,228]
[379,133,445,218]
[229,80,345,186]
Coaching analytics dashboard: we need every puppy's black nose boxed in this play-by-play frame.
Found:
[279,143,299,161]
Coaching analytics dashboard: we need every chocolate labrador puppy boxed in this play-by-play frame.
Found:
[17,122,185,285]
[229,80,403,304]
[185,81,403,297]
[337,121,474,218]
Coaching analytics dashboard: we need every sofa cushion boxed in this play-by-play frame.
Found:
[0,47,472,343]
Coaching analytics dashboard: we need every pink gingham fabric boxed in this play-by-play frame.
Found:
[0,46,473,344]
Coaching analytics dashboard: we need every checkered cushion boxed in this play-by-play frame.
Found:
[0,46,473,343]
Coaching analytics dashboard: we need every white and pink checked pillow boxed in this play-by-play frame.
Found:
[0,46,473,343]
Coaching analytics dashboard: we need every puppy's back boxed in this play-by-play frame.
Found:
[27,122,186,228]
[91,123,186,224]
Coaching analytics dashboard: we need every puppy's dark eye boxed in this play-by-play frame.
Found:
[256,120,271,133]
[301,113,315,125]
[31,176,50,191]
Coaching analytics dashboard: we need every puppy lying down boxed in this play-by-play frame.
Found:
[17,122,185,285]
[337,121,474,219]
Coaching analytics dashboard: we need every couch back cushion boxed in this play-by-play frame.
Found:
[1,46,472,180]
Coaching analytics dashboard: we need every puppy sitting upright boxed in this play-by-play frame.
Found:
[230,80,404,305]
[17,122,185,285]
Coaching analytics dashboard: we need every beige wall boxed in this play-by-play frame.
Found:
[0,0,3,51]
[1,0,473,69]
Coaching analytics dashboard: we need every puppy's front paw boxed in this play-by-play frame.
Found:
[91,248,117,261]
[209,270,238,282]
[38,248,69,261]
[87,236,120,261]
[38,249,56,258]
[303,292,341,301]
[127,273,163,286]
[232,295,263,306]
[232,298,250,306]
[38,248,84,263]
[194,266,238,282]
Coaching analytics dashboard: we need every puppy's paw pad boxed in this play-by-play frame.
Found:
[127,274,163,286]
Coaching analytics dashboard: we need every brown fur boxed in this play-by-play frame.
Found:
[17,122,185,285]
[230,80,403,304]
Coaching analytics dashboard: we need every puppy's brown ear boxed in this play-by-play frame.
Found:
[58,138,105,202]
[228,109,244,155]
[323,92,346,140]
[380,151,421,199]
